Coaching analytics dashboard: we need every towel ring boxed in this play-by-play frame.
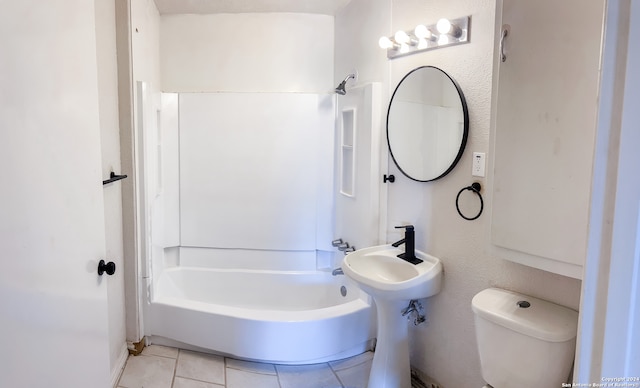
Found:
[456,182,483,221]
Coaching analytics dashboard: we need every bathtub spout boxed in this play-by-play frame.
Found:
[332,267,344,276]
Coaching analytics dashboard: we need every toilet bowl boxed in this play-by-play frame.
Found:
[472,288,578,387]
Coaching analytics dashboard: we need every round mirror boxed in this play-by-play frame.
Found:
[387,66,469,182]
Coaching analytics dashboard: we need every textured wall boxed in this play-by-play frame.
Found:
[336,0,583,386]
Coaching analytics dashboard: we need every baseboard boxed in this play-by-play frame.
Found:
[111,343,129,388]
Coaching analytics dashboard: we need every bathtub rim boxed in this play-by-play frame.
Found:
[151,265,372,314]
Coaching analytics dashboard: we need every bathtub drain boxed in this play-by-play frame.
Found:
[340,286,347,297]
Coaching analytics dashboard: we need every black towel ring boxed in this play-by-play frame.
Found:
[456,182,484,221]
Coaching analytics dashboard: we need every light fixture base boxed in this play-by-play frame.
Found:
[385,16,471,59]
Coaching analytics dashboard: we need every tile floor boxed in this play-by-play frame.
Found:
[117,345,373,388]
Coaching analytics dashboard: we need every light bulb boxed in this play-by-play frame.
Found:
[378,36,393,49]
[438,34,449,45]
[436,18,462,37]
[418,38,429,49]
[394,30,410,45]
[414,24,431,40]
[436,18,452,34]
[399,43,410,53]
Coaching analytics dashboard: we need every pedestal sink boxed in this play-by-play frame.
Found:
[341,244,443,388]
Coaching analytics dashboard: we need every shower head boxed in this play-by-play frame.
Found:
[335,73,356,95]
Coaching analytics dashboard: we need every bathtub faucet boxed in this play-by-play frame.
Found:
[392,225,423,265]
[332,267,344,276]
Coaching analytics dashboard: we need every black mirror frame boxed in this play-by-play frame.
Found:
[386,66,470,182]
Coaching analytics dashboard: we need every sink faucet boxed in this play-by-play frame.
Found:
[392,225,423,265]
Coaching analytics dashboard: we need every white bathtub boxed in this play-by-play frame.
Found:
[146,267,376,364]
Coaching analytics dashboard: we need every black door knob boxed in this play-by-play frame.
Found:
[98,260,116,276]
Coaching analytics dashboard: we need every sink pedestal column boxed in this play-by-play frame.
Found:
[368,299,411,388]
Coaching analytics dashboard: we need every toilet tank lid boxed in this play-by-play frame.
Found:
[472,288,578,342]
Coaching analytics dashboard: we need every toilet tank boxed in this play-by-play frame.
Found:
[472,288,578,387]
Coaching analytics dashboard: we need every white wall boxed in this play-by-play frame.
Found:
[160,13,334,93]
[95,0,127,378]
[336,0,582,386]
[334,0,391,88]
[132,0,161,92]
[177,92,334,252]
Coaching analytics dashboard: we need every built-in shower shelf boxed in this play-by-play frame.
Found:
[340,108,356,197]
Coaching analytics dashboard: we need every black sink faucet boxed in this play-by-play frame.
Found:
[392,225,423,265]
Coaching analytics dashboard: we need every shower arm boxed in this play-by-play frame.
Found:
[341,73,356,84]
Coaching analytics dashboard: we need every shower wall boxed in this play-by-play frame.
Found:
[155,92,335,271]
[177,92,334,255]
[156,13,336,269]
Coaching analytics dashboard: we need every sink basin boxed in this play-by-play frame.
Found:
[342,244,442,300]
[341,244,443,388]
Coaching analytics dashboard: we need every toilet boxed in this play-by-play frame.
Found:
[472,288,579,387]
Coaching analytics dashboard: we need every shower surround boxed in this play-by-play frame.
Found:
[141,91,375,363]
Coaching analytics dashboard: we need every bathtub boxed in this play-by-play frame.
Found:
[146,267,376,364]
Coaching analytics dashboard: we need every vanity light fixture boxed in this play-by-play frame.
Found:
[379,16,470,59]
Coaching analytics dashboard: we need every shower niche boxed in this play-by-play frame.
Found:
[340,108,355,197]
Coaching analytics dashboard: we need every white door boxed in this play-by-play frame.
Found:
[334,83,383,250]
[0,1,111,387]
